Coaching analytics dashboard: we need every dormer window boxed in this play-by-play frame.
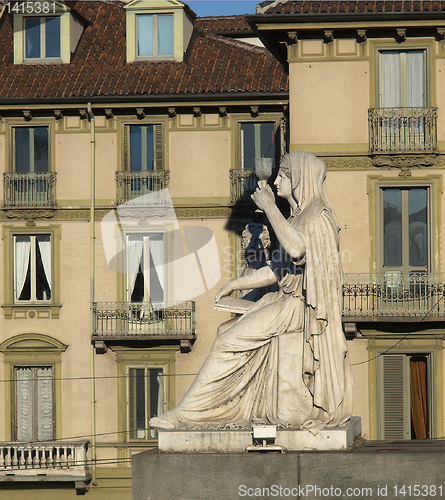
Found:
[25,16,61,60]
[13,1,84,64]
[137,14,173,57]
[125,0,195,63]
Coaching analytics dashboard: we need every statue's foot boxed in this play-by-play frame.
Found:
[149,412,177,430]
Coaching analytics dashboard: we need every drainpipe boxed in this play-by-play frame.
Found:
[87,102,97,485]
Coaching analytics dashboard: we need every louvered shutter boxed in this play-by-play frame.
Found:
[123,125,130,172]
[380,354,410,440]
[154,125,163,171]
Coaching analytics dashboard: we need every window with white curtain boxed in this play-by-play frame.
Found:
[14,234,52,302]
[136,14,173,58]
[14,366,54,441]
[126,233,165,305]
[129,366,164,439]
[379,49,426,108]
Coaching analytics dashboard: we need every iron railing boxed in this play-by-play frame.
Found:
[92,301,195,337]
[230,169,258,204]
[343,272,445,318]
[4,172,56,208]
[0,441,89,478]
[116,170,169,205]
[368,107,437,154]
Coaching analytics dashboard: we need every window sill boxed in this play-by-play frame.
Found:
[19,58,63,65]
[2,303,62,319]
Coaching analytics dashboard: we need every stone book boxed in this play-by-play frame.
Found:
[214,296,253,314]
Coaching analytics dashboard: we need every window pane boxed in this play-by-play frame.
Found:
[15,367,33,441]
[129,368,146,439]
[241,123,255,170]
[148,369,163,418]
[409,189,428,267]
[406,51,425,108]
[158,15,173,56]
[36,236,51,300]
[130,126,142,171]
[25,17,41,59]
[45,17,60,58]
[383,189,403,267]
[36,367,54,441]
[15,235,31,301]
[137,15,153,56]
[260,122,276,159]
[15,128,31,173]
[145,126,154,171]
[34,127,49,172]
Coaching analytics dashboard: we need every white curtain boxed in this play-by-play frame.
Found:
[157,371,164,416]
[37,367,53,441]
[407,50,425,107]
[127,236,144,298]
[37,236,51,294]
[15,236,31,300]
[16,368,33,442]
[380,51,401,107]
[149,236,164,301]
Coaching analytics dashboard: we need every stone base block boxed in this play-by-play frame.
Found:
[157,416,361,453]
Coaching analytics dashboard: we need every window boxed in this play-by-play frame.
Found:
[240,122,277,171]
[24,16,61,60]
[14,234,52,302]
[125,124,163,173]
[13,366,54,441]
[129,367,164,439]
[379,50,426,108]
[380,187,429,274]
[378,353,432,440]
[13,126,49,173]
[137,14,173,57]
[126,233,165,304]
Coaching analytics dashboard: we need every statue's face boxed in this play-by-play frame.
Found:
[274,170,292,199]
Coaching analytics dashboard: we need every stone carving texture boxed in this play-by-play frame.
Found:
[151,152,352,433]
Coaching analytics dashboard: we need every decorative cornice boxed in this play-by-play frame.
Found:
[372,154,437,168]
[323,156,373,170]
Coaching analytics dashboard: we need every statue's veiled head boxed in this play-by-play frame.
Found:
[278,151,328,210]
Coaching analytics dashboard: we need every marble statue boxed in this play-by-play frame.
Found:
[150,151,352,432]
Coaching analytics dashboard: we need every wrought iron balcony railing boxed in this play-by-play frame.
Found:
[0,441,90,491]
[368,107,437,154]
[92,301,195,338]
[230,169,258,205]
[116,170,169,205]
[343,272,445,319]
[3,172,56,209]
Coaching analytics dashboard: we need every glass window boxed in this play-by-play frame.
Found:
[137,14,173,57]
[14,366,54,441]
[126,233,165,304]
[24,17,60,60]
[381,187,429,273]
[14,126,49,173]
[129,367,164,439]
[129,125,155,172]
[240,122,276,171]
[14,234,52,302]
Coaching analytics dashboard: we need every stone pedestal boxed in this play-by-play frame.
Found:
[157,416,361,453]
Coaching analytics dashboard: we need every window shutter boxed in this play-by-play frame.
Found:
[381,354,410,440]
[154,125,163,171]
[129,368,137,439]
[123,125,130,171]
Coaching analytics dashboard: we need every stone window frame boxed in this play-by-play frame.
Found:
[2,225,62,319]
[0,333,67,441]
[113,346,176,444]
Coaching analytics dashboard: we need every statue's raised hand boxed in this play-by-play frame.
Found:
[251,182,275,212]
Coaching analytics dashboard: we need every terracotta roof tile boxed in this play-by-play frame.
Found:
[195,15,253,34]
[0,1,287,100]
[262,0,445,14]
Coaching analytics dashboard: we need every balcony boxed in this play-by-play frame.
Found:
[343,273,445,322]
[368,107,437,155]
[0,441,90,493]
[3,172,56,209]
[116,170,169,205]
[92,301,195,352]
[230,169,258,205]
